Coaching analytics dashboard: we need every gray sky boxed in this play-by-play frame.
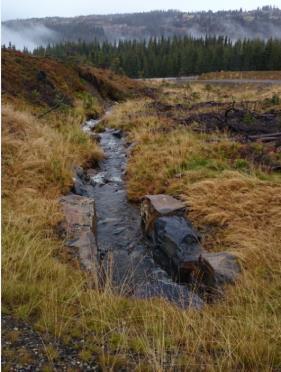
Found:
[2,0,281,20]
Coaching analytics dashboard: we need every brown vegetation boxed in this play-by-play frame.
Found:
[2,49,144,112]
[102,82,281,369]
[200,70,281,80]
[2,52,281,370]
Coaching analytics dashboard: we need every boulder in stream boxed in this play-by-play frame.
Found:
[141,194,186,234]
[152,216,206,283]
[141,194,240,293]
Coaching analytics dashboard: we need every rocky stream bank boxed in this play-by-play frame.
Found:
[60,109,240,309]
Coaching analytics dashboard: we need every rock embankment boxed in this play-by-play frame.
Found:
[59,116,240,309]
[141,195,240,296]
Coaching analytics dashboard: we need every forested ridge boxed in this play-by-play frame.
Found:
[32,37,281,78]
[3,7,281,46]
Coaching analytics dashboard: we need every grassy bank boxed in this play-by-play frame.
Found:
[102,84,281,370]
[2,52,281,370]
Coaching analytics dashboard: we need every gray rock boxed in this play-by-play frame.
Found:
[113,227,126,235]
[90,133,101,142]
[134,280,204,309]
[87,169,97,178]
[141,194,240,293]
[103,244,204,309]
[152,216,205,282]
[202,252,240,285]
[90,172,106,186]
[112,129,123,138]
[72,176,85,195]
[141,194,186,233]
[75,166,85,179]
[60,194,98,272]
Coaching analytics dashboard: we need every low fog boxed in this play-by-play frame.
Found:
[2,8,281,51]
[1,24,57,50]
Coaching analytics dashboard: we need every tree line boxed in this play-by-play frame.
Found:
[33,37,281,78]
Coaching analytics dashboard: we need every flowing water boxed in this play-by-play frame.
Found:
[72,112,204,308]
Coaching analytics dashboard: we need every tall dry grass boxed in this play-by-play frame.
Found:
[2,104,102,331]
[148,80,281,108]
[101,96,281,370]
[2,96,281,370]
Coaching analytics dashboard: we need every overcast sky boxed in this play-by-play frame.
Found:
[2,0,281,20]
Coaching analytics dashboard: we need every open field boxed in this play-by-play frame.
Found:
[2,51,281,371]
[200,71,281,80]
[144,79,281,88]
[139,71,281,86]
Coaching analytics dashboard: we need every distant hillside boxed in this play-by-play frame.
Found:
[2,49,143,111]
[2,6,281,50]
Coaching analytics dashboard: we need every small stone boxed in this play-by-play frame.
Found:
[175,173,183,178]
[108,176,122,183]
[87,169,97,178]
[113,227,126,235]
[112,129,122,138]
[90,172,106,186]
[75,166,84,179]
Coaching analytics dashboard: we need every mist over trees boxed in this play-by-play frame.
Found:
[2,6,281,50]
[32,37,281,78]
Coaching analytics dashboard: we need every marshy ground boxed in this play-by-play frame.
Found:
[2,53,281,371]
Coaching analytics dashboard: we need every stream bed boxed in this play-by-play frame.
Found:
[69,112,204,308]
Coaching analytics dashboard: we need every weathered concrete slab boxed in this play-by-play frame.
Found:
[141,194,185,233]
[60,194,98,272]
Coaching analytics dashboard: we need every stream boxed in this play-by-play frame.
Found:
[71,110,204,308]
